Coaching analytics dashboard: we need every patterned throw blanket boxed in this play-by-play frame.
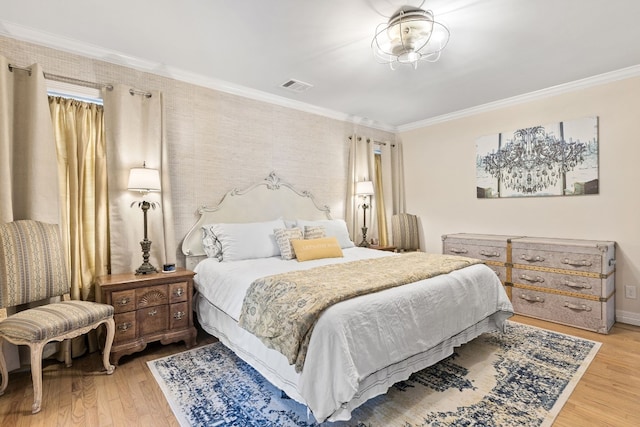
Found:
[238,252,482,372]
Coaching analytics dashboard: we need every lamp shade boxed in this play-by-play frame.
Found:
[355,180,374,196]
[128,166,161,193]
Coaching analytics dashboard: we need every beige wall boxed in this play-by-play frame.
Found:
[400,76,640,325]
[0,35,394,266]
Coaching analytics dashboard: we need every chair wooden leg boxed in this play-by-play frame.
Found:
[29,342,46,414]
[101,318,116,375]
[63,339,72,368]
[0,337,8,396]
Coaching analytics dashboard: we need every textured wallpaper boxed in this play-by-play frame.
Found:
[0,35,395,266]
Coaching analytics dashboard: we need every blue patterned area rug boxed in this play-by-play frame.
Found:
[147,321,600,427]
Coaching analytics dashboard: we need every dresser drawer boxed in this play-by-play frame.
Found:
[111,289,135,313]
[169,281,188,304]
[170,302,189,330]
[136,285,169,309]
[512,267,602,297]
[512,247,603,275]
[512,288,606,332]
[114,312,136,343]
[138,305,168,336]
[511,237,615,275]
[442,233,515,264]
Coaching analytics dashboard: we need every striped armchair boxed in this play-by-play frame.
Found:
[0,220,116,414]
[391,213,421,252]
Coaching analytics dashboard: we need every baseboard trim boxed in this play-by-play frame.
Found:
[615,310,640,326]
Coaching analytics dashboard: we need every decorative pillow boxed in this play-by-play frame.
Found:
[201,219,286,262]
[295,219,355,249]
[274,227,303,260]
[303,225,325,240]
[291,237,344,262]
[202,227,224,261]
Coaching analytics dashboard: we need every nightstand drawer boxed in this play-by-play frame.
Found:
[112,289,135,313]
[138,305,168,335]
[114,312,136,343]
[136,285,168,309]
[170,302,189,329]
[169,282,188,303]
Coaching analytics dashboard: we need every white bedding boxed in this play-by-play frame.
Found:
[193,247,514,422]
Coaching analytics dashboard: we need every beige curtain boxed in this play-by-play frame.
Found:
[346,134,376,244]
[103,85,175,274]
[0,55,59,371]
[0,56,59,224]
[391,141,406,214]
[374,154,389,246]
[346,135,406,246]
[49,96,108,302]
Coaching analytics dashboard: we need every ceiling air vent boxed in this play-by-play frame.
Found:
[280,79,313,93]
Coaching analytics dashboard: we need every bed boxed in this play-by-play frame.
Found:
[181,172,514,423]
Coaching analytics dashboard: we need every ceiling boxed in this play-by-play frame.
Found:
[3,0,640,131]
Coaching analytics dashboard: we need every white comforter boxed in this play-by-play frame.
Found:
[194,248,513,422]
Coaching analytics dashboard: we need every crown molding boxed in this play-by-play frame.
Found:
[0,20,397,133]
[398,65,640,132]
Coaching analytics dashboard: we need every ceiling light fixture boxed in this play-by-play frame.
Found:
[372,4,450,70]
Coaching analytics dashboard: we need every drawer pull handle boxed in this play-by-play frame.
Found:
[118,297,130,306]
[480,250,500,258]
[173,311,186,320]
[562,258,592,267]
[520,294,544,303]
[449,248,468,254]
[520,274,544,283]
[117,322,132,332]
[148,309,158,317]
[564,302,592,312]
[521,254,545,263]
[174,288,184,297]
[562,280,592,290]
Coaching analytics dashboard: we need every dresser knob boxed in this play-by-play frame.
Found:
[118,297,130,305]
[520,294,544,303]
[173,311,185,320]
[480,250,500,258]
[561,280,592,290]
[562,258,592,267]
[564,302,592,312]
[520,274,544,283]
[148,309,158,317]
[521,254,545,263]
[117,322,132,332]
[449,248,468,254]
[174,288,184,297]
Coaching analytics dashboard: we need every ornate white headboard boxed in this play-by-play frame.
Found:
[181,172,332,270]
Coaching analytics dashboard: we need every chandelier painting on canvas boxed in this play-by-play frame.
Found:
[476,117,599,198]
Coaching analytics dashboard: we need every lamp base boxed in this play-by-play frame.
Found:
[135,238,158,275]
[135,262,158,275]
[358,226,370,247]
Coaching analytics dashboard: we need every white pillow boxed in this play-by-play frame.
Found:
[295,219,355,249]
[202,219,286,262]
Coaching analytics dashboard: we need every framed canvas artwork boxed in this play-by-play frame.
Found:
[476,117,599,198]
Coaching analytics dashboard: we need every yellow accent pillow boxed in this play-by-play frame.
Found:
[291,236,344,262]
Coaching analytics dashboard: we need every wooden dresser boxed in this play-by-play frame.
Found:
[442,233,616,334]
[97,268,198,364]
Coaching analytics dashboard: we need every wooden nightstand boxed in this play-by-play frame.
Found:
[369,245,397,252]
[96,268,197,364]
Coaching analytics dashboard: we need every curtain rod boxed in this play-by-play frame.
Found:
[348,135,396,148]
[7,63,152,98]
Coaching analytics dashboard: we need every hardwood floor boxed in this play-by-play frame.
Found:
[0,316,638,426]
